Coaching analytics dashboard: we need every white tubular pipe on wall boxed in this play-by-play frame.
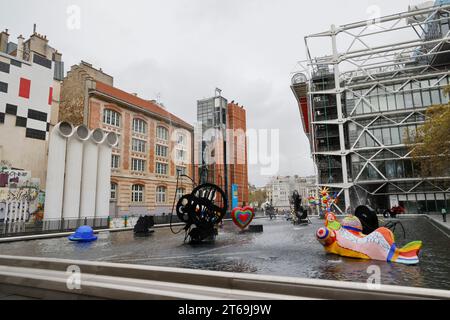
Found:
[44,122,74,221]
[95,132,119,219]
[79,129,104,219]
[62,125,90,220]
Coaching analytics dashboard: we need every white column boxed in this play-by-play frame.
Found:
[79,129,104,219]
[44,122,74,221]
[62,125,90,220]
[95,132,118,218]
[331,24,351,210]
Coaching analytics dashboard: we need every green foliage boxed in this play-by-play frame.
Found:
[249,188,267,207]
[410,88,450,177]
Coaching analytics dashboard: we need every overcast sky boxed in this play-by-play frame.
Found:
[1,0,421,186]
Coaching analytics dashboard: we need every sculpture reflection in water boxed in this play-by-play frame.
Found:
[316,212,423,265]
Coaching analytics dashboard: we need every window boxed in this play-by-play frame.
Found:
[176,188,186,200]
[0,81,8,93]
[131,158,146,172]
[382,128,392,145]
[379,95,388,112]
[391,127,401,145]
[176,166,187,176]
[156,144,168,157]
[156,186,167,203]
[157,126,169,140]
[177,133,187,146]
[111,183,118,200]
[132,118,147,134]
[103,109,121,127]
[431,88,441,105]
[156,162,168,175]
[132,138,146,153]
[132,184,144,202]
[176,149,186,161]
[111,154,120,169]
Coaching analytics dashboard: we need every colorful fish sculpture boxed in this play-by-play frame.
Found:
[316,213,422,265]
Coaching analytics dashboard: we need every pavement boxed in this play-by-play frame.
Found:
[426,214,450,235]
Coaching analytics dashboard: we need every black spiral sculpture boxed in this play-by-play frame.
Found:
[176,183,228,243]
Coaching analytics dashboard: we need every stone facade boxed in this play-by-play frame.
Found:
[0,30,63,187]
[266,175,317,210]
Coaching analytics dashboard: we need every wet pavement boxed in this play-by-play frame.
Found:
[0,216,449,290]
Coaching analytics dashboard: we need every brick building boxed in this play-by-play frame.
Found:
[196,94,249,209]
[227,101,249,207]
[60,62,194,217]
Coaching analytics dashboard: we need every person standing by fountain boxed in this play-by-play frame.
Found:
[442,207,447,223]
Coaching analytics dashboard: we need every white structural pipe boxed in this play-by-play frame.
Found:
[44,122,74,221]
[95,132,118,218]
[62,125,90,220]
[79,129,104,219]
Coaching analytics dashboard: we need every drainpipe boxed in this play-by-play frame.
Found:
[44,122,74,223]
[62,125,89,221]
[79,129,104,219]
[95,131,118,219]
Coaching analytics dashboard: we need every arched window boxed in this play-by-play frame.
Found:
[131,184,144,202]
[156,126,169,141]
[103,109,121,127]
[132,118,147,134]
[156,186,167,204]
[111,183,118,201]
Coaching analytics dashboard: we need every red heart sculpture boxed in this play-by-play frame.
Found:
[231,206,255,230]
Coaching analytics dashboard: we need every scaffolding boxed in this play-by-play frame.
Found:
[293,2,450,211]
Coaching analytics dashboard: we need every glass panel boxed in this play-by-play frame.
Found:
[395,93,405,109]
[404,91,413,108]
[386,160,396,178]
[391,127,401,145]
[431,89,441,105]
[379,95,388,111]
[413,91,422,107]
[382,128,392,145]
[387,93,396,111]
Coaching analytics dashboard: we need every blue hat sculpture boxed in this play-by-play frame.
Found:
[68,226,98,242]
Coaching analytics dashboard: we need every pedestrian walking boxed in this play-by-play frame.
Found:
[442,207,447,223]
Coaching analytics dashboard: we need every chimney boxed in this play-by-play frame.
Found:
[0,29,9,53]
[17,35,24,59]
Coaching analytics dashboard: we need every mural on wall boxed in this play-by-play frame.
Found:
[0,52,55,141]
[0,161,43,222]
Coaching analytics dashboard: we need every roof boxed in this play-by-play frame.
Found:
[94,81,193,130]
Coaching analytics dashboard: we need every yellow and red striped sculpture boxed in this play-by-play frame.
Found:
[316,213,422,265]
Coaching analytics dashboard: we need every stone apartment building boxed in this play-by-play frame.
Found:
[0,29,64,188]
[59,62,194,217]
[266,175,317,211]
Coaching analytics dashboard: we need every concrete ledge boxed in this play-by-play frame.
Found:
[0,255,449,300]
[0,217,268,244]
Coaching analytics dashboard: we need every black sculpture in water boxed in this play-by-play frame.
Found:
[175,183,228,244]
[354,205,406,239]
[133,215,155,237]
[291,190,310,225]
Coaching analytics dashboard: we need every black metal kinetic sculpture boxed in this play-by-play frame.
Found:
[176,183,228,244]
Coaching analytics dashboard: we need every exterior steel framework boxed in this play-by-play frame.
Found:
[293,2,450,213]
